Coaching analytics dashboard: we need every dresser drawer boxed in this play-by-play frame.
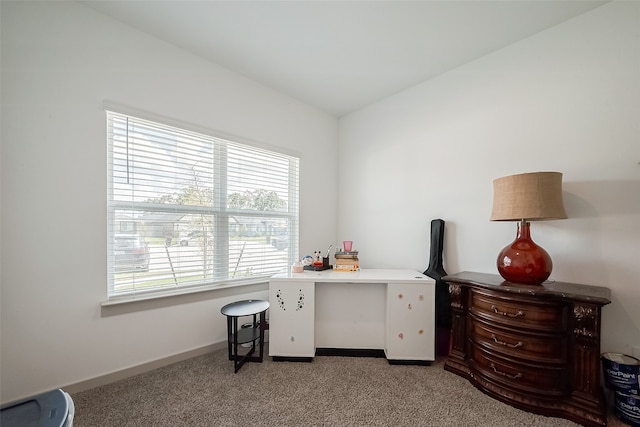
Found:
[469,317,568,364]
[470,289,567,333]
[470,344,569,397]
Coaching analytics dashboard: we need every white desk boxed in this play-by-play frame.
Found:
[268,269,436,362]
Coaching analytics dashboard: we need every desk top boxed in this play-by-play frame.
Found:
[271,268,433,284]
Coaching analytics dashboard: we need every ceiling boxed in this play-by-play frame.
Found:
[80,0,608,117]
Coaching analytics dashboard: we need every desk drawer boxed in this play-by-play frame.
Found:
[269,281,315,357]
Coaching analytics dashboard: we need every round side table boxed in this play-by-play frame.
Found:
[220,299,269,373]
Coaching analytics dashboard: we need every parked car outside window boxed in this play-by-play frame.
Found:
[114,234,150,271]
[178,230,214,247]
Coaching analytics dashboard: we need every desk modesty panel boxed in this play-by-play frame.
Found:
[269,269,436,362]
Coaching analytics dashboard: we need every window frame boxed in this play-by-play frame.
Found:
[106,108,299,302]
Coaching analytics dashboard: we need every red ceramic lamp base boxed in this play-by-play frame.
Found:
[497,221,552,286]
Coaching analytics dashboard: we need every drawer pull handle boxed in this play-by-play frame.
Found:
[490,363,522,380]
[491,334,523,349]
[491,305,524,318]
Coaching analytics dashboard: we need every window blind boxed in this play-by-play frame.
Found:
[106,111,299,300]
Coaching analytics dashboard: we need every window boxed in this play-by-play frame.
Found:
[107,111,299,300]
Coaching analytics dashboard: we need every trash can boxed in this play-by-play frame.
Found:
[1,388,74,427]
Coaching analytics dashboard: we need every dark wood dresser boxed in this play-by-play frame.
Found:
[443,271,611,427]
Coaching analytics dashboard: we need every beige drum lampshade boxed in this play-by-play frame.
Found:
[490,172,567,222]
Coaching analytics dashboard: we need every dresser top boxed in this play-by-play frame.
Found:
[443,271,611,305]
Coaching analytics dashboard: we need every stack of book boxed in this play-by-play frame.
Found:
[334,250,359,272]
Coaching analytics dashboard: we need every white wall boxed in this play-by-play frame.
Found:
[338,1,640,355]
[0,1,338,403]
[2,0,638,405]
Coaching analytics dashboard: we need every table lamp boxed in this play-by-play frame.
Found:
[490,172,567,285]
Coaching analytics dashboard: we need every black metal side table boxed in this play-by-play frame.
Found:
[220,299,269,373]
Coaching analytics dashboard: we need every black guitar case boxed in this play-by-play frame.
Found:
[423,219,451,356]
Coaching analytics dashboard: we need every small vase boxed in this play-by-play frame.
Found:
[497,220,552,285]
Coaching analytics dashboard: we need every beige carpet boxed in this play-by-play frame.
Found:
[71,347,626,426]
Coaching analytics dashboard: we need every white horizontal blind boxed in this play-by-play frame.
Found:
[107,111,299,299]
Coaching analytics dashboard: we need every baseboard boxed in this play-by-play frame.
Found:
[63,341,227,394]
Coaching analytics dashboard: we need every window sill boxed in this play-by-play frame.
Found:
[100,278,270,316]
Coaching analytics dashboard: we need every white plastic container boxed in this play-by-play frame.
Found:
[291,260,304,273]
